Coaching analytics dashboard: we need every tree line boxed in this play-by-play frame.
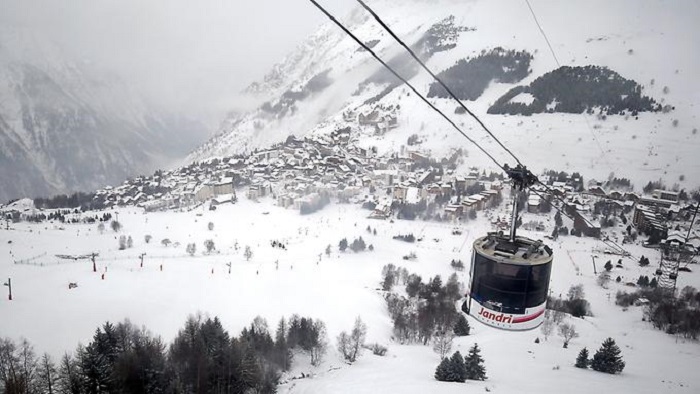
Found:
[383,266,464,345]
[0,313,334,394]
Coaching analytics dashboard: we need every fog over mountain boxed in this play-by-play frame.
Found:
[0,0,354,202]
[0,0,355,122]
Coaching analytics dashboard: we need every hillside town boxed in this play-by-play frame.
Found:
[2,124,698,260]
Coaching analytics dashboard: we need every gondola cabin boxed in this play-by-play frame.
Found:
[464,233,553,330]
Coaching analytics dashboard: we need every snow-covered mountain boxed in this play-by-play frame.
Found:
[0,28,208,203]
[189,0,700,190]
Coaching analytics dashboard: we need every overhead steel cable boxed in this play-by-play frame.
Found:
[523,0,616,174]
[309,0,638,260]
[530,181,640,260]
[524,0,560,66]
[306,0,507,172]
[354,0,523,166]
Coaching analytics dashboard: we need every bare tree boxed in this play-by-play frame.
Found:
[432,331,454,359]
[540,317,555,341]
[37,353,56,394]
[186,243,196,256]
[552,309,565,324]
[337,316,367,363]
[244,246,253,261]
[567,284,585,300]
[204,239,216,254]
[57,353,81,394]
[0,338,38,393]
[337,332,352,362]
[558,323,579,348]
[310,321,328,366]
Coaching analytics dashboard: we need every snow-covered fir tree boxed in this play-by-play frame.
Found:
[591,338,625,374]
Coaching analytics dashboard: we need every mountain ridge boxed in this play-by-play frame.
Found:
[188,0,699,190]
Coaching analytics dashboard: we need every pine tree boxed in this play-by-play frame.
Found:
[464,343,487,381]
[453,315,471,336]
[448,351,467,382]
[649,277,658,288]
[604,260,613,272]
[434,357,452,381]
[591,338,625,374]
[575,347,589,369]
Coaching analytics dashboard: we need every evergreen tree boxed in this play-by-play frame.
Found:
[57,353,83,394]
[649,277,658,288]
[604,260,613,272]
[453,315,471,336]
[434,357,452,382]
[274,318,291,371]
[575,347,589,369]
[464,343,487,381]
[591,338,625,374]
[448,351,467,382]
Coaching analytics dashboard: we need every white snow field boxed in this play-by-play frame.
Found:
[193,0,700,192]
[2,199,699,393]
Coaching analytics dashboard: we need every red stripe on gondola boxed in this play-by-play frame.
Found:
[512,309,545,324]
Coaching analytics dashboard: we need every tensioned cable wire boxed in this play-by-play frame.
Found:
[307,0,507,172]
[355,0,523,166]
[524,0,617,175]
[309,0,637,259]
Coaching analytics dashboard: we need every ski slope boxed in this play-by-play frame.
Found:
[191,0,700,192]
[1,198,699,393]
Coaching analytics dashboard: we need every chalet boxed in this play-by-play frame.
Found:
[409,151,429,162]
[428,184,443,195]
[588,185,607,196]
[441,183,453,196]
[453,177,466,192]
[639,197,674,209]
[417,171,434,187]
[527,195,541,213]
[466,194,486,210]
[209,194,235,209]
[358,110,381,126]
[405,187,426,205]
[623,192,640,202]
[393,186,408,202]
[194,184,214,202]
[652,189,679,203]
[573,212,601,238]
[444,204,463,221]
[247,184,266,200]
[369,201,392,219]
[213,178,234,196]
[608,190,623,200]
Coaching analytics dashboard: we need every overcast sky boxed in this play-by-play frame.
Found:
[0,0,356,123]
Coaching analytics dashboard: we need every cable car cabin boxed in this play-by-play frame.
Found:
[464,234,553,331]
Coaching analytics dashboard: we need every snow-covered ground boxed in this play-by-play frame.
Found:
[192,0,700,192]
[2,198,699,393]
